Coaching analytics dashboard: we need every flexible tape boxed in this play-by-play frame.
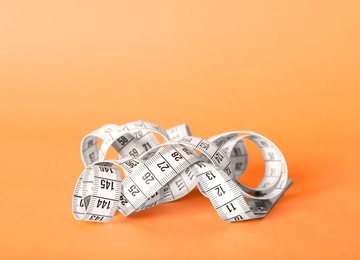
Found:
[73,120,292,223]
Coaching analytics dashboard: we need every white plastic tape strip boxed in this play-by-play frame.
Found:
[73,120,292,223]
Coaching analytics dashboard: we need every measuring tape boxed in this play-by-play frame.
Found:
[73,120,292,222]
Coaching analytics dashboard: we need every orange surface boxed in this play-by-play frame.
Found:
[1,0,360,259]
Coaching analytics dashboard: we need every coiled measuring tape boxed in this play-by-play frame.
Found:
[73,120,292,222]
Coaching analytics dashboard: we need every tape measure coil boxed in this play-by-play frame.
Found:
[73,120,292,223]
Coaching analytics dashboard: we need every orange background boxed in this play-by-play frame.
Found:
[1,0,360,259]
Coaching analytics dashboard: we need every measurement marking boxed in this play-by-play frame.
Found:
[119,192,136,209]
[94,176,121,182]
[173,146,190,164]
[204,184,221,192]
[224,161,231,169]
[210,147,221,160]
[113,135,135,151]
[194,139,205,149]
[196,170,213,177]
[144,164,161,184]
[215,195,243,210]
[108,132,114,140]
[159,153,175,171]
[85,213,112,218]
[127,175,147,197]
[82,144,97,153]
[93,195,118,202]
[223,212,251,221]
[139,130,155,140]
[165,184,175,199]
[176,172,189,191]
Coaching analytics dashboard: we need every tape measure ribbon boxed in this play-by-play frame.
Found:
[72,121,292,223]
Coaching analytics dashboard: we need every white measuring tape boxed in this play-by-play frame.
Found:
[73,120,292,222]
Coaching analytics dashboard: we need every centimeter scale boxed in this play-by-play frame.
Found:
[72,120,292,223]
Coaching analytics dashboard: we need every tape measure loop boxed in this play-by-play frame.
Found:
[73,121,292,223]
